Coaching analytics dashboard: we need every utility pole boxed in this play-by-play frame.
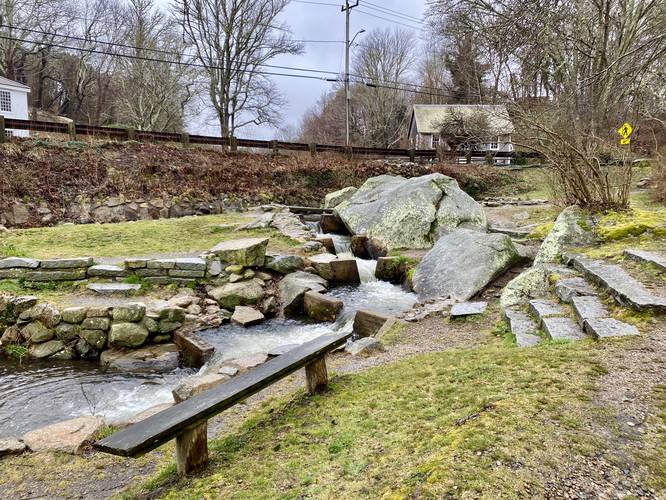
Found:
[342,0,359,148]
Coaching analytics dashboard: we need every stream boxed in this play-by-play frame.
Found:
[0,235,416,438]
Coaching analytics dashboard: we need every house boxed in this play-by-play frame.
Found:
[0,76,30,138]
[408,104,514,155]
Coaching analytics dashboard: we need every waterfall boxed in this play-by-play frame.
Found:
[355,258,378,283]
[330,234,352,257]
[305,220,322,233]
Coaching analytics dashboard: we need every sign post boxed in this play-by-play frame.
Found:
[617,122,633,145]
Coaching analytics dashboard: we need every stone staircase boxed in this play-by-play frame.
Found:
[504,249,665,347]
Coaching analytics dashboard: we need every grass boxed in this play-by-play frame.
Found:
[124,339,621,499]
[0,214,300,259]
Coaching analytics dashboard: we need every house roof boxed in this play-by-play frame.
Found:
[410,104,514,135]
[0,76,30,92]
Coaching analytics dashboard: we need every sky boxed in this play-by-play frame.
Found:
[156,0,428,139]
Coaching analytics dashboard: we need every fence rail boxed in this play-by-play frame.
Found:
[1,117,542,161]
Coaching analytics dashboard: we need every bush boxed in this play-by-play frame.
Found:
[652,158,666,204]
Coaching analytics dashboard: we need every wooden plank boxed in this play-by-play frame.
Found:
[93,330,352,458]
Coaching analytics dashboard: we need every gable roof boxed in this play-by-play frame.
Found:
[410,104,513,135]
[0,76,30,92]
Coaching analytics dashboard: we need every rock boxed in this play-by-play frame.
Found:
[123,403,174,426]
[554,277,597,303]
[0,257,40,269]
[542,317,586,341]
[156,306,186,323]
[80,329,107,350]
[224,352,269,371]
[22,321,54,343]
[583,318,640,339]
[375,256,407,283]
[571,295,609,324]
[100,344,179,372]
[316,236,336,254]
[31,303,61,329]
[173,258,207,271]
[229,273,244,283]
[226,264,244,274]
[87,283,141,295]
[172,373,229,403]
[346,337,385,356]
[217,365,239,376]
[450,301,488,318]
[61,307,87,324]
[279,271,328,315]
[324,186,358,209]
[264,254,305,274]
[330,258,360,284]
[301,241,323,253]
[109,322,149,348]
[237,212,274,230]
[125,258,150,269]
[500,266,556,310]
[81,316,110,331]
[335,174,486,250]
[624,249,666,273]
[353,310,393,338]
[29,340,66,358]
[0,325,21,344]
[112,303,146,322]
[320,213,347,234]
[309,253,337,280]
[0,437,26,457]
[303,291,343,322]
[40,257,93,269]
[208,280,265,310]
[413,229,521,302]
[350,235,370,259]
[211,237,269,267]
[23,416,104,455]
[534,206,595,264]
[55,323,80,342]
[528,299,567,323]
[261,296,279,317]
[87,307,111,318]
[24,269,88,281]
[87,264,127,278]
[231,306,265,327]
[503,308,542,347]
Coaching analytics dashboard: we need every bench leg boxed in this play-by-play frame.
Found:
[305,356,328,395]
[176,421,208,476]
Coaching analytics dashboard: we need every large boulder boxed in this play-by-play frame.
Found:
[22,416,104,455]
[279,271,328,315]
[210,237,269,267]
[208,280,265,310]
[335,174,486,250]
[413,229,521,301]
[324,186,358,209]
[534,206,596,264]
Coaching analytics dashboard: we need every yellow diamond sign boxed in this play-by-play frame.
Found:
[618,122,633,145]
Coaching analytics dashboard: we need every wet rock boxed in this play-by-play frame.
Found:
[309,253,337,280]
[303,291,343,322]
[109,322,149,348]
[231,306,265,327]
[336,174,486,250]
[211,237,269,267]
[279,271,328,315]
[100,344,179,372]
[413,229,521,302]
[22,416,105,455]
[346,337,385,356]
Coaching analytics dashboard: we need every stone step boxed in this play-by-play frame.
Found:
[503,308,542,347]
[569,254,666,313]
[555,276,598,303]
[87,283,142,295]
[571,295,609,325]
[528,299,567,324]
[542,316,586,341]
[624,249,666,273]
[583,318,639,339]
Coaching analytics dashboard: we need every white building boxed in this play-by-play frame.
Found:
[0,76,30,138]
[408,104,514,155]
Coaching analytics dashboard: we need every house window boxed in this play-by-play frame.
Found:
[489,136,499,150]
[0,90,11,112]
[432,134,440,149]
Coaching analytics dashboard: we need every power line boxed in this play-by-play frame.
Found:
[360,1,424,24]
[355,9,422,30]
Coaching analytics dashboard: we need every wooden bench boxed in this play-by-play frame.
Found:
[93,330,352,475]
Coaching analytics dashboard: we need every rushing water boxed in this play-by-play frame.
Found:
[0,235,416,438]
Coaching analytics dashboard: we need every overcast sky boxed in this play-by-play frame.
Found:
[156,0,427,139]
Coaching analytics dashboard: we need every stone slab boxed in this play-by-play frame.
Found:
[555,277,597,303]
[210,237,269,267]
[87,283,141,295]
[488,225,533,238]
[450,301,488,318]
[23,416,105,455]
[353,309,392,338]
[583,317,640,339]
[87,264,127,278]
[231,306,265,327]
[174,331,215,368]
[303,290,343,322]
[528,299,567,323]
[330,258,360,284]
[173,258,207,271]
[346,337,385,356]
[0,257,40,269]
[570,254,666,312]
[24,269,88,281]
[542,316,586,341]
[624,249,666,272]
[503,308,542,347]
[571,295,609,324]
[40,257,93,269]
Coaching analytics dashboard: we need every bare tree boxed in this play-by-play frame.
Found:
[352,27,417,148]
[172,0,302,138]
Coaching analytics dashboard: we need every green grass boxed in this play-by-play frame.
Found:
[125,339,625,499]
[0,214,300,259]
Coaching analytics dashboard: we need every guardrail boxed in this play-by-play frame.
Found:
[0,116,542,161]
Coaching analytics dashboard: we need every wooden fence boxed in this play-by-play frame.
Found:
[0,116,541,162]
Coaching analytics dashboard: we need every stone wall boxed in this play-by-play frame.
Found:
[0,294,185,363]
[0,195,246,228]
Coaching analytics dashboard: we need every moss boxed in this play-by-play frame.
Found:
[530,222,555,239]
[597,208,666,242]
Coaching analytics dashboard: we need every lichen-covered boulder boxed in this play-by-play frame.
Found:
[208,280,265,310]
[112,303,146,322]
[264,254,305,274]
[109,322,149,348]
[413,229,521,301]
[29,339,66,358]
[211,237,269,267]
[22,321,54,343]
[534,206,596,264]
[324,186,358,209]
[335,174,486,250]
[500,264,577,311]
